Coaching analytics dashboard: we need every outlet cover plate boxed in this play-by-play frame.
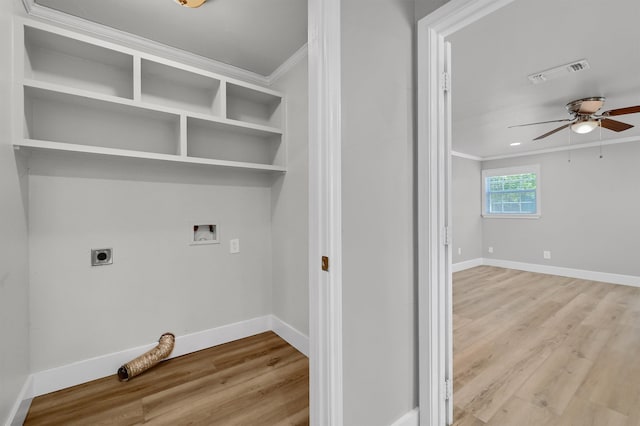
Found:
[91,248,113,266]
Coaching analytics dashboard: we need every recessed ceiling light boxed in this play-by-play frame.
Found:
[510,142,521,146]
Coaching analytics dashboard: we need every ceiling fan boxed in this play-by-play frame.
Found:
[174,0,207,8]
[509,97,640,140]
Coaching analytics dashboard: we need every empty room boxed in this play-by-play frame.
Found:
[446,0,640,424]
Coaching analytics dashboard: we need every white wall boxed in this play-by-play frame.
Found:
[271,58,309,335]
[452,156,482,263]
[415,0,450,21]
[341,1,417,424]
[482,143,640,277]
[0,1,30,423]
[27,155,274,372]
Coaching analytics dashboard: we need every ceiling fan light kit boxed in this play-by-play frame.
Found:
[510,97,640,140]
[571,117,599,134]
[174,0,207,8]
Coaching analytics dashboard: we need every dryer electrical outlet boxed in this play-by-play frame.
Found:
[91,248,113,266]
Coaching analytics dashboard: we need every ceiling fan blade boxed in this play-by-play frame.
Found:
[533,123,572,140]
[508,118,572,128]
[600,118,634,132]
[601,105,640,117]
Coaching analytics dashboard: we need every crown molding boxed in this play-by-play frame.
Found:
[267,43,308,85]
[21,0,271,86]
[481,135,640,161]
[451,150,482,161]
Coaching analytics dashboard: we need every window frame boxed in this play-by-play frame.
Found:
[481,164,541,219]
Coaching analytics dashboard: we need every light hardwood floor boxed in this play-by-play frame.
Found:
[24,331,309,425]
[453,266,640,426]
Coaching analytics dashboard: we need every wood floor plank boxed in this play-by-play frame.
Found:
[515,346,593,415]
[452,406,486,426]
[550,396,628,426]
[484,396,556,426]
[455,325,567,422]
[24,332,309,425]
[454,267,640,425]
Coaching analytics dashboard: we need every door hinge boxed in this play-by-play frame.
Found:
[322,256,329,272]
[443,226,450,246]
[444,379,452,401]
[442,72,450,93]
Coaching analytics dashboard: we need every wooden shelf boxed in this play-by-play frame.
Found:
[141,58,223,116]
[15,139,287,173]
[24,25,133,99]
[15,19,287,173]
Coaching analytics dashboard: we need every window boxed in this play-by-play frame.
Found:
[482,165,540,218]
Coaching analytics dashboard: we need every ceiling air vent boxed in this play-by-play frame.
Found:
[527,59,590,84]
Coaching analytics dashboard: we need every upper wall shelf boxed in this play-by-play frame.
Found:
[15,19,286,174]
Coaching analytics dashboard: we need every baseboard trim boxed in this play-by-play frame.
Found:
[5,315,308,425]
[5,375,33,426]
[453,257,640,287]
[452,257,484,272]
[483,258,640,288]
[390,407,419,426]
[270,315,309,357]
[10,313,309,423]
[31,315,272,397]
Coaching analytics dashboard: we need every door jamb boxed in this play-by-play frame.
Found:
[308,0,343,425]
[417,1,516,425]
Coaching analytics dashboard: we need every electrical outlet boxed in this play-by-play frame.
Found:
[488,246,494,254]
[230,239,240,254]
[458,248,462,255]
[543,250,551,260]
[91,248,112,266]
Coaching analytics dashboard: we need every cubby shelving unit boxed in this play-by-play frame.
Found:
[14,20,286,173]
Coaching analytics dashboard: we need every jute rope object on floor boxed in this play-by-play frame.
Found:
[117,332,175,381]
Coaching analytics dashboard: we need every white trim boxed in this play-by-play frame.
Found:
[5,376,33,426]
[483,258,640,288]
[481,164,541,219]
[417,9,450,426]
[20,0,269,86]
[481,214,540,219]
[452,258,484,273]
[308,0,343,424]
[390,408,419,426]
[270,315,310,357]
[268,44,309,85]
[31,316,271,397]
[459,135,640,162]
[451,150,482,161]
[418,1,518,425]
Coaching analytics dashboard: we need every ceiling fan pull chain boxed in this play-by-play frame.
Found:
[599,122,604,159]
[567,125,572,163]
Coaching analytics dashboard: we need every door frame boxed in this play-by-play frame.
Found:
[308,0,343,425]
[417,0,516,425]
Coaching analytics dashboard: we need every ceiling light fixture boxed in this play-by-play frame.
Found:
[510,142,521,146]
[570,117,599,134]
[174,0,207,8]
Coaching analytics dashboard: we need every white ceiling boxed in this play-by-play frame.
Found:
[448,0,640,159]
[34,0,308,77]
